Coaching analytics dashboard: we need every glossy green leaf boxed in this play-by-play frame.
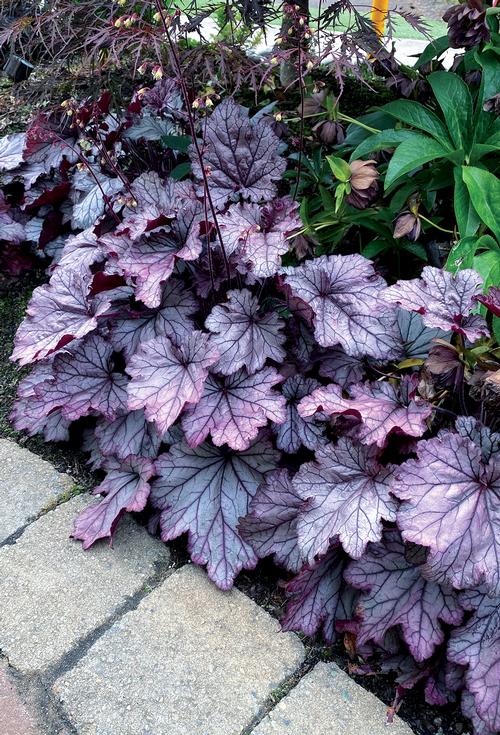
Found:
[428,72,473,151]
[413,36,450,68]
[453,167,481,239]
[384,136,448,190]
[327,156,351,182]
[350,130,420,161]
[445,237,479,273]
[462,166,500,240]
[473,249,500,290]
[382,100,452,147]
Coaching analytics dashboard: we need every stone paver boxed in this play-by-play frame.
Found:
[0,663,40,735]
[253,662,416,734]
[0,496,168,673]
[54,565,305,735]
[0,439,74,543]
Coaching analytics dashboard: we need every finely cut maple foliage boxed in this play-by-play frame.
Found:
[4,86,498,735]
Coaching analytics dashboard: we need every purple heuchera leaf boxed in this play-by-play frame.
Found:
[345,530,463,661]
[0,193,26,244]
[294,438,397,561]
[282,545,357,642]
[476,286,500,317]
[219,197,300,277]
[272,375,326,453]
[239,468,304,573]
[103,229,201,308]
[11,270,110,366]
[462,691,497,735]
[110,279,197,359]
[383,266,488,342]
[55,229,105,275]
[71,168,124,230]
[449,588,500,733]
[72,455,154,548]
[126,331,219,435]
[116,172,184,240]
[392,420,500,596]
[94,409,167,460]
[396,309,450,360]
[318,346,365,388]
[299,375,432,448]
[283,254,400,360]
[0,132,26,171]
[182,367,286,451]
[191,99,286,209]
[205,289,286,375]
[10,365,70,442]
[37,334,128,421]
[151,437,279,589]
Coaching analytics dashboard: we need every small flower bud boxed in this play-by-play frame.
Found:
[274,112,283,122]
[123,16,133,27]
[271,56,279,64]
[306,60,314,70]
[153,11,161,22]
[138,62,148,75]
[205,97,214,108]
[114,18,122,28]
[151,65,163,80]
[192,99,200,109]
[117,0,126,5]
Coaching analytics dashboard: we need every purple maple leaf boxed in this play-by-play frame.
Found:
[273,375,326,453]
[151,437,279,589]
[294,438,397,561]
[283,254,400,360]
[182,367,286,451]
[383,267,488,342]
[37,334,128,421]
[126,331,219,435]
[103,229,201,308]
[72,456,154,549]
[282,545,357,642]
[345,530,463,661]
[191,99,286,209]
[205,289,286,375]
[0,132,26,171]
[449,588,500,733]
[11,271,110,366]
[392,420,500,596]
[239,469,304,573]
[219,197,300,277]
[94,409,167,460]
[299,375,432,448]
[110,279,197,359]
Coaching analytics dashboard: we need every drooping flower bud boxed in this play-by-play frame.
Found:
[313,120,345,145]
[346,160,379,209]
[393,211,421,241]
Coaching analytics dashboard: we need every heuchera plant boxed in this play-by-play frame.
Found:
[2,86,499,735]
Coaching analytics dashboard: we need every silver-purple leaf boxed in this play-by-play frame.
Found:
[10,365,70,442]
[103,229,201,308]
[205,289,286,375]
[56,229,105,275]
[94,409,167,460]
[273,375,326,453]
[294,439,397,561]
[110,279,197,359]
[282,545,357,642]
[219,197,300,277]
[71,168,124,230]
[449,588,500,733]
[0,132,26,171]
[11,271,110,366]
[0,193,25,244]
[383,267,488,342]
[182,367,286,451]
[72,456,154,549]
[345,530,463,661]
[126,331,219,435]
[36,334,128,421]
[238,469,304,573]
[396,309,450,360]
[283,254,400,359]
[392,423,500,596]
[318,346,365,388]
[117,172,179,240]
[191,99,286,209]
[299,375,433,448]
[151,437,279,589]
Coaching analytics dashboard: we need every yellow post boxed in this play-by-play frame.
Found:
[371,0,389,37]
